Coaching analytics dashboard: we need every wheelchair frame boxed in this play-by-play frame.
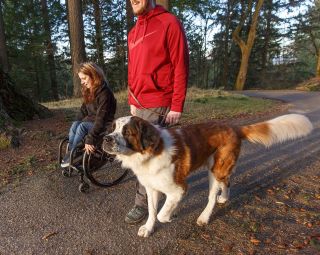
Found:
[58,137,128,192]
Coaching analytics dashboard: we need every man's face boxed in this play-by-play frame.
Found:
[130,0,150,15]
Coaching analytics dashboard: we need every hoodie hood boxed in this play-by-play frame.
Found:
[133,5,168,44]
[138,5,167,22]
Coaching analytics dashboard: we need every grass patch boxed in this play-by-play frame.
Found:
[10,155,37,175]
[296,77,320,91]
[43,87,280,123]
[183,87,277,122]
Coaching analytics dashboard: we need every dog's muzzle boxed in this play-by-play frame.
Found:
[102,135,117,154]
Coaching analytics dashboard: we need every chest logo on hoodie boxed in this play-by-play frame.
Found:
[129,30,158,50]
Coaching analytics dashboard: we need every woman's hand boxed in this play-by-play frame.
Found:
[85,144,95,154]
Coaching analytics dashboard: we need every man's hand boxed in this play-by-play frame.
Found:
[130,105,137,116]
[85,144,95,154]
[165,111,181,125]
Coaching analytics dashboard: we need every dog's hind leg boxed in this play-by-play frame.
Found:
[138,187,160,237]
[157,186,185,223]
[197,145,239,226]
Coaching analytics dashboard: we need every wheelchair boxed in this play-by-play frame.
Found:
[58,137,128,193]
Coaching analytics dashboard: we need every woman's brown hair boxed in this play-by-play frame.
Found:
[78,62,106,104]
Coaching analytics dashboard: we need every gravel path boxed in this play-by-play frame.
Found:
[1,90,319,255]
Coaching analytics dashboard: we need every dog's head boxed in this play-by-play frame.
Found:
[102,116,163,156]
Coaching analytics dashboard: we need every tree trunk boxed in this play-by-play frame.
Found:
[41,0,58,100]
[126,0,134,34]
[316,49,320,77]
[221,0,232,87]
[261,0,272,76]
[156,0,169,10]
[235,47,250,90]
[92,0,105,71]
[0,0,9,74]
[203,17,208,88]
[67,0,86,97]
[233,0,264,90]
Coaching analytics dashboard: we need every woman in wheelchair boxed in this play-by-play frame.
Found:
[61,62,116,168]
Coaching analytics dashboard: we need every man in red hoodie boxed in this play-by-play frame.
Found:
[125,0,189,224]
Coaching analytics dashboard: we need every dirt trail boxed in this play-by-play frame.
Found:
[0,91,319,255]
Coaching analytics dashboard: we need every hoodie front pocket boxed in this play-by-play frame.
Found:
[153,64,173,89]
[138,73,162,93]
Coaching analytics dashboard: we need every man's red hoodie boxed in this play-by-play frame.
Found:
[128,5,189,113]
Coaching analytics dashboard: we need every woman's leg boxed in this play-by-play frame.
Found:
[68,121,81,148]
[61,121,82,167]
[70,122,94,150]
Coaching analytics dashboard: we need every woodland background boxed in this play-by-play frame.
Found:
[0,0,319,103]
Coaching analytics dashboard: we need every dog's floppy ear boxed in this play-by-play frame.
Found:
[132,117,162,154]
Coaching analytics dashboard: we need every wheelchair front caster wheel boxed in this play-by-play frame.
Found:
[79,182,90,193]
[62,168,73,177]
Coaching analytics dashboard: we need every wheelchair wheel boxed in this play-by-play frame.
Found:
[83,150,128,187]
[79,182,90,193]
[58,137,69,165]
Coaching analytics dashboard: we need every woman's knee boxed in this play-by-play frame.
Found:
[75,123,87,135]
[70,121,81,133]
[75,122,93,136]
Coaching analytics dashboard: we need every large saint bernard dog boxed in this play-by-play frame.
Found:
[102,114,312,237]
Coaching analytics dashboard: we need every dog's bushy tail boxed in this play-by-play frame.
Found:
[239,114,313,147]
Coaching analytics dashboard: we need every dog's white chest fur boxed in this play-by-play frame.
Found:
[117,128,179,192]
[118,150,177,192]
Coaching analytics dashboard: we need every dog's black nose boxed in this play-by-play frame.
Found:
[104,135,113,143]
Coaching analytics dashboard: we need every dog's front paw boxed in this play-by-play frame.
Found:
[157,212,172,223]
[196,215,209,226]
[217,195,228,204]
[138,225,153,237]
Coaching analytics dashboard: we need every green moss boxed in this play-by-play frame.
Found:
[0,134,11,150]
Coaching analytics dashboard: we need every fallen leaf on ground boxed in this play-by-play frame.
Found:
[254,195,262,201]
[267,189,275,195]
[201,234,210,241]
[277,244,287,249]
[42,231,58,241]
[264,238,272,244]
[250,238,261,245]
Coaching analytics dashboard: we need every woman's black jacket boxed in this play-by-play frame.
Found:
[76,82,116,145]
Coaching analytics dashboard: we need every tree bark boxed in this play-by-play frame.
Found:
[126,0,134,34]
[92,0,105,71]
[308,28,320,77]
[156,0,169,10]
[41,0,59,100]
[0,0,9,74]
[67,0,86,97]
[232,0,264,90]
[316,49,320,77]
[221,0,233,88]
[261,0,272,72]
